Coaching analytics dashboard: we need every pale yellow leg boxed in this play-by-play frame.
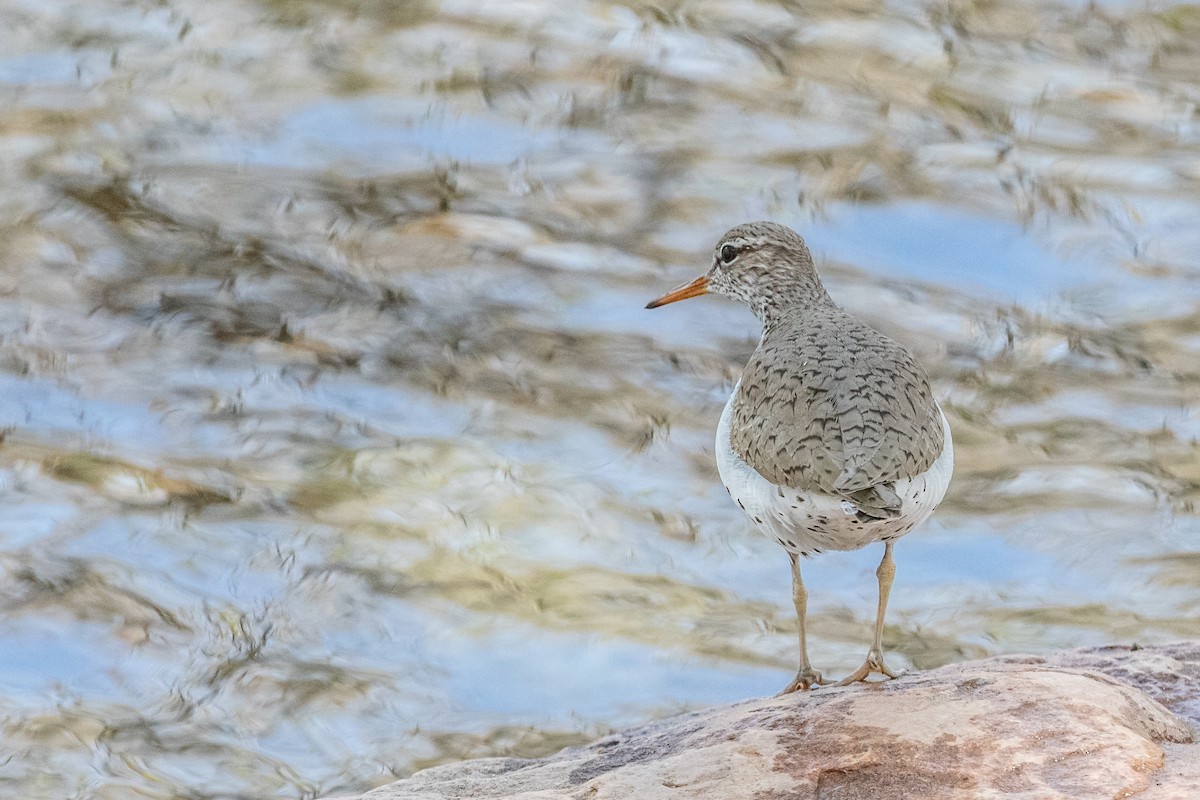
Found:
[778,552,829,694]
[836,540,906,685]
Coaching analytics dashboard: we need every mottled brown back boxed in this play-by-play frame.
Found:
[730,305,944,515]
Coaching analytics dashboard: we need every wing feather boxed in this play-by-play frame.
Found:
[730,308,943,518]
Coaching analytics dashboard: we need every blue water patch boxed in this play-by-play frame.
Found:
[0,372,167,444]
[444,623,779,718]
[304,379,473,440]
[0,621,124,695]
[0,50,111,85]
[802,202,1107,302]
[241,99,566,171]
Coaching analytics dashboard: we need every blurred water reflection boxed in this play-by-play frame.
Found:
[1,0,1199,796]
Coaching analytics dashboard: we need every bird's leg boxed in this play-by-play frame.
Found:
[836,540,906,685]
[778,552,828,694]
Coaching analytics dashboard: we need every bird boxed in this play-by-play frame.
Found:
[646,221,953,692]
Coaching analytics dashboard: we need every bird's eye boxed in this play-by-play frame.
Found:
[719,244,739,264]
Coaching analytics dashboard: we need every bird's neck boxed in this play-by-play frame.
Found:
[755,284,837,329]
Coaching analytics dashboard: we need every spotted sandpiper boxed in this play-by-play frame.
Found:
[647,221,953,692]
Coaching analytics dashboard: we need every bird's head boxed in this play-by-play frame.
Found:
[646,221,830,322]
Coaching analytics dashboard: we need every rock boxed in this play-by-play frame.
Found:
[341,642,1200,800]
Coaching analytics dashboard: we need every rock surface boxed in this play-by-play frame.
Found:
[343,642,1200,800]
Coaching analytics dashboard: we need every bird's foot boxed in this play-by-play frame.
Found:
[834,648,906,686]
[777,668,830,695]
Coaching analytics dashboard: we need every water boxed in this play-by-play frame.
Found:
[1,0,1198,796]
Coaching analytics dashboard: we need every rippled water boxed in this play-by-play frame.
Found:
[1,0,1199,796]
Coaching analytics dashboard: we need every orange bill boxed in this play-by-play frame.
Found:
[645,275,709,309]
